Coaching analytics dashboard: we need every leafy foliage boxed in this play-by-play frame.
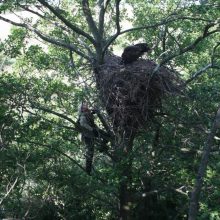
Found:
[0,0,220,219]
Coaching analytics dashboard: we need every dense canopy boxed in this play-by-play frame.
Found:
[0,0,220,219]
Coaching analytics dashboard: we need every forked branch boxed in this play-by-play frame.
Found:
[0,15,90,60]
[37,0,96,45]
[153,21,220,73]
[82,0,100,42]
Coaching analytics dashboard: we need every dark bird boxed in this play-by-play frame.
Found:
[78,102,97,175]
[121,43,151,64]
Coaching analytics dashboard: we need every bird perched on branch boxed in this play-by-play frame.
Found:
[77,102,98,175]
[121,43,151,64]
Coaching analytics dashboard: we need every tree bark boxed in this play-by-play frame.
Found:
[118,131,135,220]
[188,107,220,220]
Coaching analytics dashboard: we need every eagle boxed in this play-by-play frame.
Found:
[121,43,151,64]
[78,102,97,175]
[77,102,110,174]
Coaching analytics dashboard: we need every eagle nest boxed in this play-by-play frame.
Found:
[95,55,181,133]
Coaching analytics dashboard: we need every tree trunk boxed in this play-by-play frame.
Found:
[118,131,135,220]
[188,107,220,220]
[119,179,131,220]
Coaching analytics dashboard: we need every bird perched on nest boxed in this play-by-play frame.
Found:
[121,43,151,64]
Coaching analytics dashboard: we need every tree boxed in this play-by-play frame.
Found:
[0,0,220,219]
[188,107,220,220]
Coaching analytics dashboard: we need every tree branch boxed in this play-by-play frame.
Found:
[184,63,213,85]
[37,0,96,45]
[0,177,18,205]
[161,25,168,52]
[0,15,26,28]
[32,29,90,60]
[103,16,170,53]
[82,0,100,42]
[211,41,220,65]
[120,16,212,36]
[98,0,105,40]
[18,4,72,34]
[18,4,45,19]
[188,107,220,220]
[184,41,220,85]
[32,104,77,125]
[115,0,121,34]
[28,141,87,173]
[98,0,111,41]
[103,15,216,54]
[0,15,91,61]
[95,109,114,136]
[153,22,219,73]
[30,102,112,142]
[18,3,73,32]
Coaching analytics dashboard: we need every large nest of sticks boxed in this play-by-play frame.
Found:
[95,55,181,133]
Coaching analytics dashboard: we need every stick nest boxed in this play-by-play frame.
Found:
[95,55,181,133]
